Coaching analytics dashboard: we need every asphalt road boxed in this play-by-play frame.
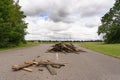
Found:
[0,44,120,80]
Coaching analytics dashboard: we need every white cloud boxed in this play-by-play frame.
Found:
[18,0,115,40]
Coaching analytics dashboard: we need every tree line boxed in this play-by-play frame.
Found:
[0,0,27,48]
[98,0,120,43]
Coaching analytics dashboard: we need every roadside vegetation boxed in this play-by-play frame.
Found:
[0,42,39,51]
[0,0,27,48]
[80,42,120,58]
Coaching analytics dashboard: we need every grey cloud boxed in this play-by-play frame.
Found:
[85,23,97,28]
[79,4,111,17]
[46,32,72,40]
[19,0,114,23]
[47,22,70,32]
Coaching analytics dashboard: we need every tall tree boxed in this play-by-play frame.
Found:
[98,0,120,43]
[0,0,27,47]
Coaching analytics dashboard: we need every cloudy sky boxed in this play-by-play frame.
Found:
[17,0,115,41]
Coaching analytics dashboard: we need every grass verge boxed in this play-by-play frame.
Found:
[0,42,39,51]
[80,42,120,59]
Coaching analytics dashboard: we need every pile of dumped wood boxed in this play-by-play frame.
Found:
[48,43,84,54]
[12,60,65,75]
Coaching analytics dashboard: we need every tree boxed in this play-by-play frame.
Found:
[98,0,120,43]
[0,0,27,47]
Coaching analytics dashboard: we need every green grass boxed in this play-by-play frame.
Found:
[80,42,120,58]
[0,42,39,51]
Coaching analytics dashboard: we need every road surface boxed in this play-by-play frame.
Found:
[0,44,120,80]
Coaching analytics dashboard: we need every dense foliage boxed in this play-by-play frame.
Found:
[0,0,27,47]
[98,0,120,43]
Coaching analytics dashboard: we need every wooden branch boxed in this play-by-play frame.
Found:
[46,65,57,75]
[36,61,65,66]
[23,68,33,72]
[12,63,33,71]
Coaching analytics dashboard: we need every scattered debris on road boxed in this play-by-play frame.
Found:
[38,69,43,71]
[48,43,85,54]
[23,68,33,72]
[12,59,65,75]
[12,43,83,75]
[46,64,57,75]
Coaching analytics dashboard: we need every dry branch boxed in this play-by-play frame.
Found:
[12,63,33,71]
[23,68,33,72]
[36,61,65,67]
[46,65,57,75]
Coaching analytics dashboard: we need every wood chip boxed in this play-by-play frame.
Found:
[23,68,32,72]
